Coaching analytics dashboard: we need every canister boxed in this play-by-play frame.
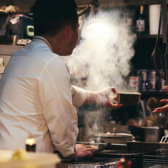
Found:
[148,70,156,90]
[141,70,147,91]
[142,126,160,142]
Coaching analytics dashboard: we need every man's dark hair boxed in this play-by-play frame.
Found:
[31,0,78,36]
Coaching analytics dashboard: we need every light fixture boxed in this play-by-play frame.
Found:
[87,0,106,32]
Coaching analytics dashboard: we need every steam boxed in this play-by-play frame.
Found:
[64,10,136,92]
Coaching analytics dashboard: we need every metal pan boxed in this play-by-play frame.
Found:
[94,133,133,144]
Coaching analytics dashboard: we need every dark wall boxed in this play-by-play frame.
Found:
[131,38,166,70]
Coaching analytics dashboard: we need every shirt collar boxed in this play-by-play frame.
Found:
[33,36,53,52]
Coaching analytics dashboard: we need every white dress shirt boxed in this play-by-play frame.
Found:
[0,36,86,157]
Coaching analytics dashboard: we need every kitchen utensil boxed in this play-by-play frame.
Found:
[117,92,141,105]
[160,135,168,143]
[73,143,111,163]
[92,143,111,154]
[94,133,133,144]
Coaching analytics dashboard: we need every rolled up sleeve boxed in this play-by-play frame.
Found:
[71,85,86,108]
[39,56,78,157]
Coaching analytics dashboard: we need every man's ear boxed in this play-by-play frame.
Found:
[63,25,72,41]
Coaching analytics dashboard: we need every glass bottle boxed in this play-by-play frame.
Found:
[136,5,145,34]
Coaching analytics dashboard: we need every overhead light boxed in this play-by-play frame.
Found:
[87,0,106,32]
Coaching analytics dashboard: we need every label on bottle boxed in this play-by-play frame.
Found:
[136,20,145,32]
[129,76,139,91]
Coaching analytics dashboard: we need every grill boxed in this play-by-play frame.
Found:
[96,150,144,157]
[143,149,168,168]
[57,150,144,168]
[57,157,118,168]
[56,142,168,168]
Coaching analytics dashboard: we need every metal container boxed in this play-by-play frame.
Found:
[142,126,160,142]
[117,92,141,105]
[94,133,133,144]
[148,70,156,90]
[141,70,148,91]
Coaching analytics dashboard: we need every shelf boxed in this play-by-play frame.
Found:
[140,90,167,96]
[137,35,163,39]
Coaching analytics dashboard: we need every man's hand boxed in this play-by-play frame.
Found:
[67,144,95,158]
[153,99,168,113]
[85,87,123,110]
[153,86,168,113]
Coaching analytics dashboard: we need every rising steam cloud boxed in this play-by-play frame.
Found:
[64,10,136,92]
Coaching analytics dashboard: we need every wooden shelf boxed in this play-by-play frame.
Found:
[137,35,163,39]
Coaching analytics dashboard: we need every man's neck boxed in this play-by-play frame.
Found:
[41,34,64,55]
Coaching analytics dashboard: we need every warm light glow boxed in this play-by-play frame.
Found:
[26,138,35,146]
[87,20,111,41]
[120,157,125,162]
[87,22,106,31]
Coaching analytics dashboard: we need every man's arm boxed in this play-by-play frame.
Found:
[71,85,123,109]
[39,58,78,157]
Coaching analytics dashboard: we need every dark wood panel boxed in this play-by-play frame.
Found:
[77,0,164,8]
[0,0,164,13]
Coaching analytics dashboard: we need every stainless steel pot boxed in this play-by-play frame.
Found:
[142,126,160,142]
[94,133,133,144]
[117,92,141,105]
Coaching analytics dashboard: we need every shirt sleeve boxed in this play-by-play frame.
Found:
[71,85,86,108]
[39,56,78,157]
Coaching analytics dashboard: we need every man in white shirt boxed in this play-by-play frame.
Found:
[0,0,122,158]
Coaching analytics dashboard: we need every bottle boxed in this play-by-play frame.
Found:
[25,132,36,152]
[136,5,145,34]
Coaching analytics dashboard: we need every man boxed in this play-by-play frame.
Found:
[0,0,122,158]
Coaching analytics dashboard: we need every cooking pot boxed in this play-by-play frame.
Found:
[142,126,160,142]
[94,133,133,144]
[117,92,141,105]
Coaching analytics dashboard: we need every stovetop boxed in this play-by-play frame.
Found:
[57,157,118,168]
[56,141,165,168]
